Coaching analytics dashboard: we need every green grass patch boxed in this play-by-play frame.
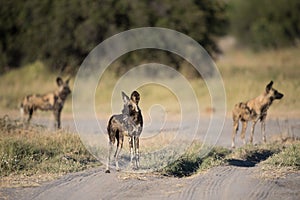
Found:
[263,142,300,169]
[228,144,281,163]
[162,140,300,178]
[257,141,300,178]
[162,142,231,177]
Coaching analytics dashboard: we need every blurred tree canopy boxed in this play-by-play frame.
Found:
[0,0,228,74]
[229,0,300,50]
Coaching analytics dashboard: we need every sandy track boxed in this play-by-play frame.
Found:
[179,166,299,200]
[2,165,299,200]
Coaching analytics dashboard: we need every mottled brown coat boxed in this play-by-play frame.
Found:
[20,77,71,129]
[105,91,143,173]
[232,81,283,148]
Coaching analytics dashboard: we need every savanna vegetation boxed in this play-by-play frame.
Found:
[1,114,299,187]
[0,0,300,187]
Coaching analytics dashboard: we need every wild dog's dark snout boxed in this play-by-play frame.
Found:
[276,91,284,99]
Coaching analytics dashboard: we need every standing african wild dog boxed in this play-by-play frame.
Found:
[20,77,71,129]
[105,91,143,173]
[232,81,283,148]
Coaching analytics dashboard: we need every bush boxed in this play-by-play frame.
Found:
[0,0,228,75]
[229,0,300,49]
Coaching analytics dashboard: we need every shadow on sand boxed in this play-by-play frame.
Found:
[227,149,275,168]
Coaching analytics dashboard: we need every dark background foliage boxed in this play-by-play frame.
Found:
[0,0,227,74]
[229,0,300,50]
[0,0,299,74]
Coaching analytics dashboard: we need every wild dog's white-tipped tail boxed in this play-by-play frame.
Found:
[20,103,24,120]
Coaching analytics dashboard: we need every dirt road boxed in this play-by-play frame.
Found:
[1,117,300,200]
[2,165,299,200]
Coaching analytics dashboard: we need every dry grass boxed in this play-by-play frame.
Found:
[225,136,300,179]
[0,61,73,114]
[0,115,100,187]
[1,45,299,117]
[259,141,300,179]
[0,114,299,185]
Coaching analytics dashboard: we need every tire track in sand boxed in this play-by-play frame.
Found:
[179,164,300,200]
[179,166,235,199]
[246,179,275,199]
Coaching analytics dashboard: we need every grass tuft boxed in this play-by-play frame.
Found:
[263,142,300,169]
[162,139,300,178]
[229,144,281,162]
[162,142,231,177]
[0,115,100,186]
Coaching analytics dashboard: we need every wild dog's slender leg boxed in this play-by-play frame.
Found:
[241,121,248,145]
[232,117,239,148]
[114,136,119,170]
[132,136,137,168]
[106,124,115,173]
[136,136,140,168]
[20,108,26,128]
[28,108,34,123]
[20,105,28,123]
[53,107,62,129]
[260,114,267,143]
[132,136,136,169]
[114,135,123,171]
[20,106,24,121]
[129,137,134,167]
[250,119,258,144]
[261,121,266,143]
[106,141,113,173]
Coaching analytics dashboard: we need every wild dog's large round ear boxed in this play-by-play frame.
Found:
[56,77,64,86]
[131,91,140,104]
[266,81,273,93]
[121,91,130,103]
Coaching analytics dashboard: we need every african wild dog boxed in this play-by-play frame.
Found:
[232,81,283,148]
[105,91,143,173]
[20,77,71,129]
